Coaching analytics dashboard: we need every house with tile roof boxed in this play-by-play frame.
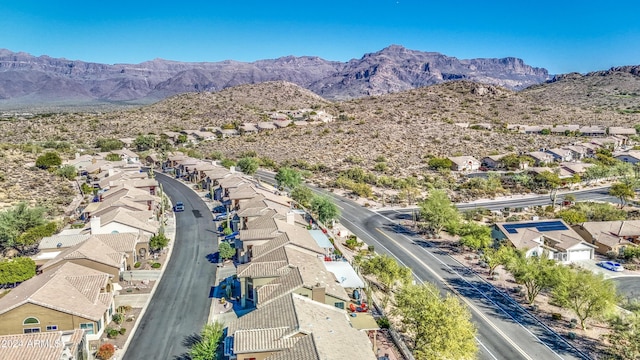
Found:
[237,246,347,309]
[572,220,640,255]
[36,233,149,269]
[224,293,375,360]
[0,329,88,360]
[545,148,573,162]
[615,150,640,165]
[0,262,114,340]
[39,237,126,279]
[493,219,595,262]
[87,208,158,237]
[448,156,481,172]
[527,151,555,166]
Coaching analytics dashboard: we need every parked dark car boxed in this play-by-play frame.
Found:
[212,205,227,214]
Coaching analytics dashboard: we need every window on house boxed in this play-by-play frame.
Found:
[23,317,40,325]
[334,302,345,309]
[80,323,94,335]
[46,325,58,331]
[23,328,40,334]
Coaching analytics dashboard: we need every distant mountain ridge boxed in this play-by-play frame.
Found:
[0,45,550,109]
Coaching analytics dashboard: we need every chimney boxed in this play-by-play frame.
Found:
[108,168,115,177]
[286,211,295,225]
[90,216,101,234]
[312,283,325,303]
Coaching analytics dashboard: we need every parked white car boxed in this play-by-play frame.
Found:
[598,261,624,272]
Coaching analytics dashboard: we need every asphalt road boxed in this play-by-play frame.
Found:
[124,173,218,360]
[611,277,640,302]
[256,170,588,360]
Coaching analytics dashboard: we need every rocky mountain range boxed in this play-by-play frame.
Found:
[0,45,549,110]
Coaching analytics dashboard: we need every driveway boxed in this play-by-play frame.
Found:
[574,259,639,279]
[124,173,218,360]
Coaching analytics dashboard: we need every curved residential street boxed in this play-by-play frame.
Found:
[124,173,217,360]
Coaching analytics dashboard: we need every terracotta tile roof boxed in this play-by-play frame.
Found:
[96,208,158,234]
[0,262,112,321]
[40,236,125,272]
[237,261,289,278]
[91,233,145,253]
[265,335,319,360]
[581,220,640,238]
[251,228,323,260]
[226,294,374,359]
[0,329,86,360]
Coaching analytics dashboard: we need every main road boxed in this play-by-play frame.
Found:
[124,173,218,360]
[257,170,590,360]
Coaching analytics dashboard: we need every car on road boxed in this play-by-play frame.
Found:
[173,201,185,212]
[598,261,624,272]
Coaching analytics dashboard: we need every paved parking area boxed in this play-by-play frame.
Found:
[574,259,640,279]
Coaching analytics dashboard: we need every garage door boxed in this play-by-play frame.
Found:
[570,249,592,261]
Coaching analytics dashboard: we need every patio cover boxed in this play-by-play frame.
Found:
[309,229,333,249]
[323,261,365,288]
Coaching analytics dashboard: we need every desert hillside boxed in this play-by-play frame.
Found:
[0,76,638,178]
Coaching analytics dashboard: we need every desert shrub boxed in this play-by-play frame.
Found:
[112,313,124,325]
[96,343,115,360]
[552,313,563,321]
[151,262,161,269]
[134,262,141,268]
[119,328,126,335]
[345,236,360,250]
[106,328,119,339]
[35,152,62,170]
[376,316,390,328]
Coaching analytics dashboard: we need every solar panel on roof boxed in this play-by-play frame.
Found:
[502,221,567,234]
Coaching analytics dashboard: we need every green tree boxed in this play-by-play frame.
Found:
[220,158,236,169]
[606,310,640,359]
[56,165,77,180]
[360,254,412,292]
[419,190,460,233]
[133,135,156,151]
[275,167,303,190]
[535,171,562,208]
[149,233,169,252]
[96,138,124,152]
[0,203,46,251]
[556,209,588,225]
[506,253,563,304]
[428,157,453,171]
[0,257,37,286]
[458,222,493,251]
[394,283,478,360]
[236,157,259,175]
[482,245,517,276]
[15,222,57,255]
[552,268,618,330]
[35,152,62,170]
[291,186,313,208]
[105,153,121,161]
[610,182,635,208]
[189,321,225,360]
[218,242,235,260]
[360,254,412,307]
[310,195,340,225]
[176,134,188,144]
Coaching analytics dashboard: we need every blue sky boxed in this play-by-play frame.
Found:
[1,1,638,74]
